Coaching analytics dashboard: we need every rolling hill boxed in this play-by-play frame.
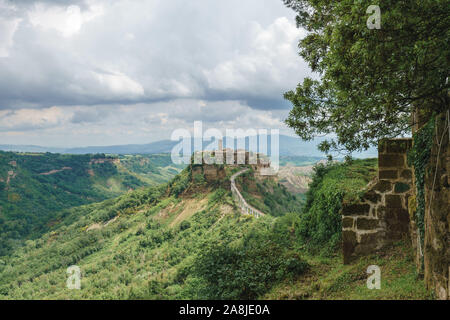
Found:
[0,164,305,299]
[0,151,184,256]
[0,159,430,300]
[0,135,378,158]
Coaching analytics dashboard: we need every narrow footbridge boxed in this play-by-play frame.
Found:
[230,168,265,218]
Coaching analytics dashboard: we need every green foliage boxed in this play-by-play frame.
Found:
[118,154,184,185]
[168,168,190,196]
[298,159,377,254]
[0,151,181,256]
[237,172,304,216]
[189,217,308,299]
[283,0,449,153]
[208,188,227,205]
[0,158,429,300]
[179,221,191,231]
[407,117,435,250]
[265,240,432,300]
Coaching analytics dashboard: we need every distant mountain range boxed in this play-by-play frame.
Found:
[0,135,377,158]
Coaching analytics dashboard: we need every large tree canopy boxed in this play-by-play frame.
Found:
[283,0,449,153]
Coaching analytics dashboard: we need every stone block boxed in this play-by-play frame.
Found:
[385,194,403,208]
[400,169,413,180]
[378,140,386,153]
[394,182,411,193]
[397,208,410,223]
[376,206,386,219]
[385,207,397,220]
[385,207,409,221]
[385,139,412,153]
[378,154,405,168]
[354,243,379,255]
[363,191,381,203]
[356,217,380,230]
[379,170,398,179]
[386,223,409,239]
[342,217,354,229]
[341,202,371,216]
[359,231,381,245]
[373,180,392,193]
[343,230,357,264]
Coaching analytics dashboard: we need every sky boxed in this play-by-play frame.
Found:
[0,0,312,147]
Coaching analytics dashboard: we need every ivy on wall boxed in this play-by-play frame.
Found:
[407,116,435,250]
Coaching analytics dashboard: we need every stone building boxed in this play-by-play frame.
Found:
[190,139,271,182]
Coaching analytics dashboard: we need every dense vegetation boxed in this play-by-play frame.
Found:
[283,0,449,153]
[265,240,432,300]
[0,151,183,256]
[0,158,429,300]
[407,117,435,252]
[0,164,306,299]
[297,158,378,254]
[236,169,304,216]
[119,154,184,185]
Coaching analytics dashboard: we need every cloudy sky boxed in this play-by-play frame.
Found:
[0,0,312,147]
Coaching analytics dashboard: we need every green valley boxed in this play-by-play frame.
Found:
[0,151,184,256]
[0,159,430,300]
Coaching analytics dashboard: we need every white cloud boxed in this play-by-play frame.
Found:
[0,107,70,131]
[0,99,290,146]
[93,71,144,97]
[0,17,21,57]
[0,0,309,146]
[204,17,307,97]
[28,2,103,37]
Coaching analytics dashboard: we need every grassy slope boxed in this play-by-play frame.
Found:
[297,158,379,253]
[0,160,431,300]
[118,154,184,186]
[0,165,306,299]
[265,241,432,300]
[264,158,431,300]
[0,151,183,256]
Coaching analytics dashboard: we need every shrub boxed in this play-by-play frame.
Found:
[298,159,377,254]
[179,221,191,231]
[190,223,308,299]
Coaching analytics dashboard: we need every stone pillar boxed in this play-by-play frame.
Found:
[342,138,413,264]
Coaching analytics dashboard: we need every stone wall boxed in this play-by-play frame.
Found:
[423,112,450,300]
[342,138,413,264]
[191,164,226,183]
[340,111,449,300]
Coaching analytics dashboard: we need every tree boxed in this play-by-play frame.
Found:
[282,0,449,153]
